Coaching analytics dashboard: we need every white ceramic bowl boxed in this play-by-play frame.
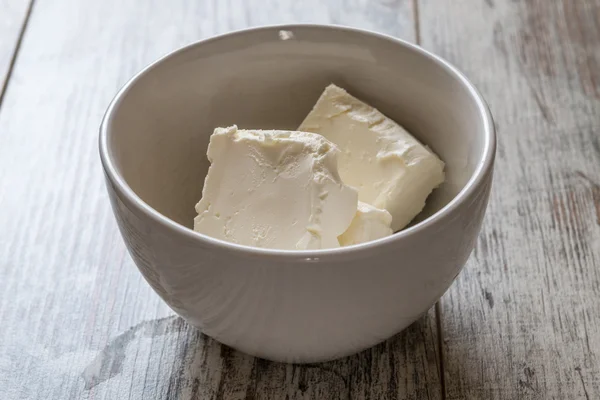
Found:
[99,25,495,363]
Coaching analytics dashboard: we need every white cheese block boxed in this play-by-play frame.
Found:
[299,84,445,231]
[194,126,358,250]
[338,201,393,246]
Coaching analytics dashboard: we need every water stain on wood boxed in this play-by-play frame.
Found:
[82,316,181,390]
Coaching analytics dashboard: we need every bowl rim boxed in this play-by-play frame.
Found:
[99,23,496,261]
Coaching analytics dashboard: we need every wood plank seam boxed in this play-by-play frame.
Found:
[435,302,447,400]
[413,0,446,398]
[0,0,36,110]
[412,0,421,46]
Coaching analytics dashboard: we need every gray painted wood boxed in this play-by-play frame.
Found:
[0,0,32,96]
[0,0,442,399]
[4,0,598,398]
[419,0,600,399]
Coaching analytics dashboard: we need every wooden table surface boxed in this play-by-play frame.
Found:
[1,0,599,399]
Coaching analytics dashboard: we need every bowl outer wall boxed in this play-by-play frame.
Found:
[100,24,496,362]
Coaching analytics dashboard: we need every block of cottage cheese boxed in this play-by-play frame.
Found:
[299,84,445,231]
[194,126,358,250]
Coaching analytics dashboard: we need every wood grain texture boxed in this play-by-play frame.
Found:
[419,0,600,398]
[0,0,441,399]
[0,0,32,97]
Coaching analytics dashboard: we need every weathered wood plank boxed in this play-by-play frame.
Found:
[419,0,600,398]
[0,0,440,399]
[77,311,440,400]
[0,0,33,99]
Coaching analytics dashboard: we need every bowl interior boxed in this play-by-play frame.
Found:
[105,26,489,231]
